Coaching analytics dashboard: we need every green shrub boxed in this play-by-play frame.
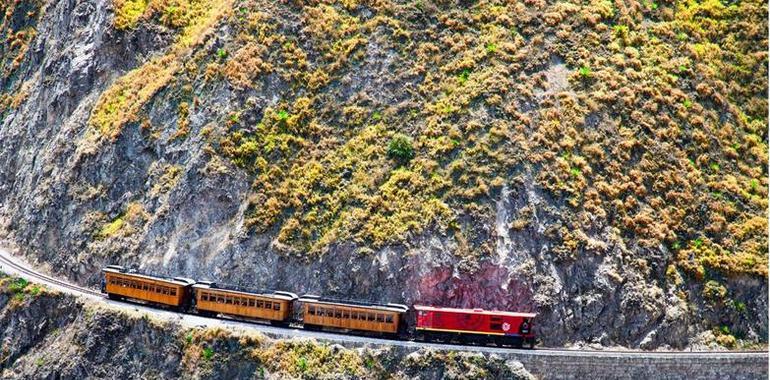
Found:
[578,65,591,78]
[28,285,41,296]
[297,356,308,372]
[387,134,415,163]
[692,237,703,248]
[8,278,28,293]
[458,69,471,85]
[202,346,214,360]
[216,48,228,60]
[749,179,759,193]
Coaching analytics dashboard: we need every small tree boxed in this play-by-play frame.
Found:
[387,134,415,163]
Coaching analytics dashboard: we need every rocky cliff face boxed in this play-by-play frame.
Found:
[0,0,767,349]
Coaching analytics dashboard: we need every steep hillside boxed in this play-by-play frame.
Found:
[0,0,767,348]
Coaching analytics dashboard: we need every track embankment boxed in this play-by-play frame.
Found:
[0,246,767,379]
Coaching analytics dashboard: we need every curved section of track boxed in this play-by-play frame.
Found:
[0,246,767,359]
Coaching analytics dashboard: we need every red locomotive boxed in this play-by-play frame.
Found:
[414,305,536,348]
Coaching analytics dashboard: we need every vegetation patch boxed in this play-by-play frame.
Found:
[77,0,769,282]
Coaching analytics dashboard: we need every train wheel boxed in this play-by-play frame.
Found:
[107,293,120,301]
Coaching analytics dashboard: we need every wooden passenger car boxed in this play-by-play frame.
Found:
[299,295,408,335]
[192,282,297,322]
[102,265,195,308]
[414,305,537,347]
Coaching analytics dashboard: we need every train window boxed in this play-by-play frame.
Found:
[234,298,241,306]
[170,289,177,296]
[225,296,232,304]
[308,305,316,315]
[201,294,209,301]
[163,288,169,295]
[248,299,255,307]
[274,303,280,311]
[257,300,264,308]
[342,310,349,319]
[367,313,375,322]
[334,309,342,318]
[264,301,271,309]
[142,284,148,291]
[386,315,393,323]
[376,314,384,323]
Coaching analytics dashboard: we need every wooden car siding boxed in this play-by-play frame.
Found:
[303,303,400,333]
[105,273,186,306]
[195,290,291,321]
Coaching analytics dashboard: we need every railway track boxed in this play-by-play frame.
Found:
[0,246,767,359]
[0,251,103,298]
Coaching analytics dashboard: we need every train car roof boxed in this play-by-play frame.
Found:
[413,305,536,318]
[298,295,409,313]
[102,266,196,286]
[192,282,297,300]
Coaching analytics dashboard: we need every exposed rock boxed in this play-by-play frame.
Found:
[0,0,766,351]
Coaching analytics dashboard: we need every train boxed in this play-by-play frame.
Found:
[101,265,537,348]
